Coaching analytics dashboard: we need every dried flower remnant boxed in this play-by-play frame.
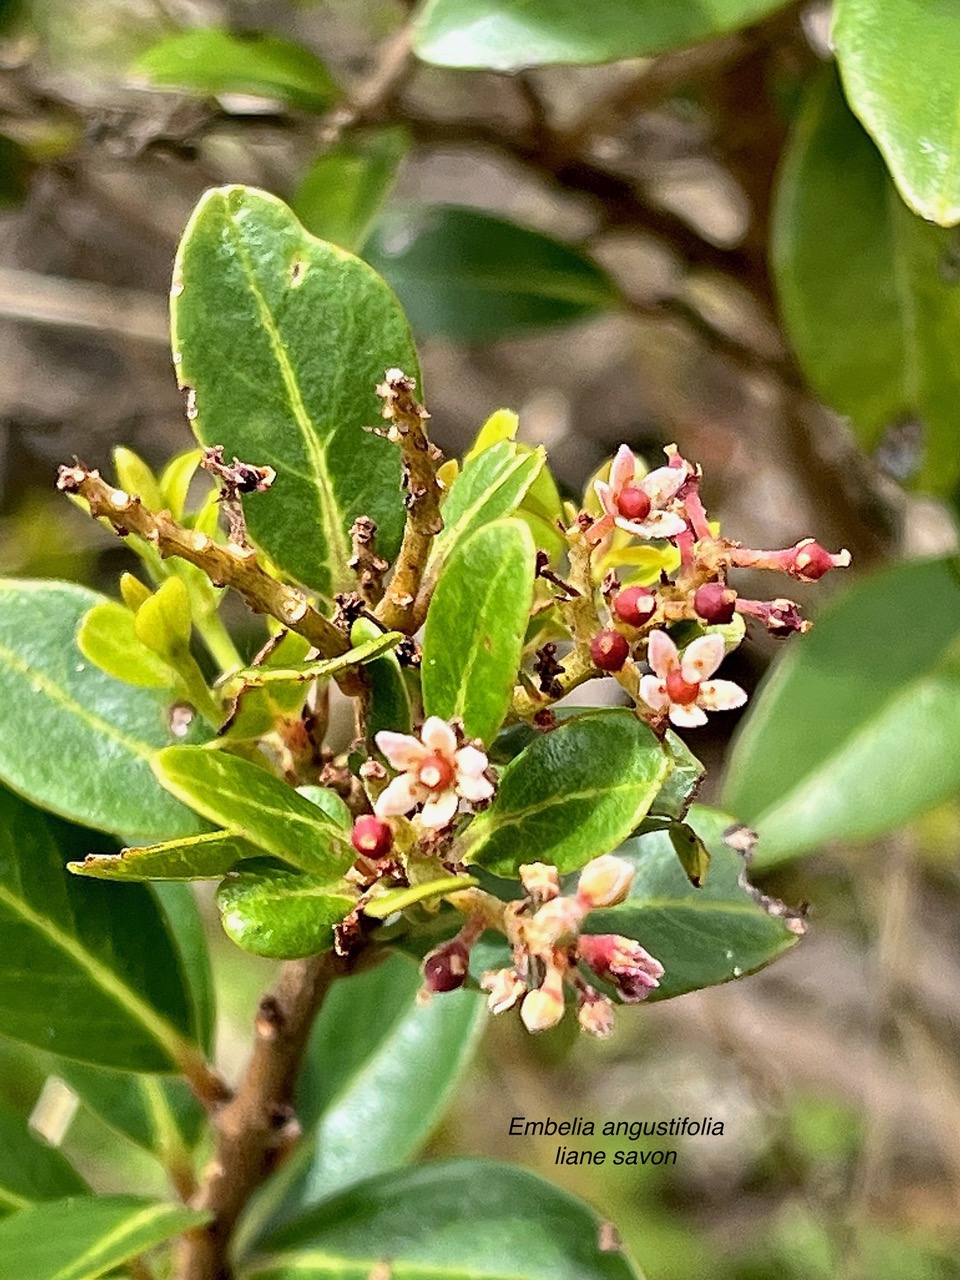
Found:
[374,717,494,828]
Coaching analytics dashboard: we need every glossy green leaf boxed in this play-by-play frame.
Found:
[133,29,339,111]
[68,830,258,882]
[50,1060,204,1161]
[112,447,164,511]
[429,440,545,577]
[0,581,206,841]
[77,601,176,689]
[722,557,960,864]
[365,205,619,341]
[422,519,536,744]
[412,0,787,69]
[466,408,519,458]
[172,185,420,596]
[0,785,205,1072]
[834,0,960,226]
[0,1196,208,1280]
[240,956,485,1247]
[216,868,354,959]
[295,786,353,831]
[154,747,355,877]
[294,128,408,252]
[247,1160,642,1279]
[462,709,672,876]
[0,1102,86,1214]
[223,631,313,743]
[226,631,402,690]
[159,449,204,521]
[649,730,705,820]
[154,881,217,1053]
[772,69,960,494]
[586,806,801,1000]
[362,875,478,918]
[350,618,413,738]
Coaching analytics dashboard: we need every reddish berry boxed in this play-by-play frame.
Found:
[613,586,656,628]
[417,753,455,792]
[616,485,651,522]
[351,815,392,860]
[693,582,736,625]
[591,630,630,672]
[422,939,470,993]
[665,669,700,705]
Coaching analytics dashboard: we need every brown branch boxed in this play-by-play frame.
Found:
[373,370,444,633]
[349,516,388,608]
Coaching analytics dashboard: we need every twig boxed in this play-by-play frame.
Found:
[372,370,445,633]
[349,516,388,608]
[0,265,168,344]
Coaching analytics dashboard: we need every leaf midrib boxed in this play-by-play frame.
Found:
[469,771,667,846]
[50,1203,192,1280]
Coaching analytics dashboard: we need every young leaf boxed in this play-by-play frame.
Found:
[648,729,705,820]
[225,630,402,689]
[172,185,420,596]
[153,747,356,877]
[236,955,485,1249]
[246,1160,641,1280]
[0,1102,87,1214]
[0,785,206,1073]
[461,709,673,876]
[0,1195,208,1280]
[0,580,207,841]
[293,127,408,251]
[585,806,802,1000]
[722,557,960,865]
[422,518,536,744]
[216,868,354,959]
[361,875,478,918]
[69,830,258,882]
[465,408,519,458]
[77,601,177,689]
[350,618,413,738]
[412,0,788,70]
[133,29,339,112]
[772,69,960,494]
[364,205,619,341]
[834,0,960,226]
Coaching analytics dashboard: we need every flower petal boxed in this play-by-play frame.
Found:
[457,772,495,803]
[680,634,725,682]
[375,731,427,771]
[420,716,457,757]
[593,480,617,518]
[609,444,636,493]
[640,465,685,505]
[585,512,615,547]
[375,772,424,818]
[419,788,459,829]
[646,629,679,679]
[638,675,670,712]
[619,510,688,540]
[668,703,709,728]
[699,679,747,712]
[455,745,489,777]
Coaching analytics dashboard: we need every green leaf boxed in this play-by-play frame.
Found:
[247,1160,642,1279]
[648,730,705,820]
[49,1060,204,1161]
[667,821,711,887]
[133,29,339,112]
[155,881,217,1053]
[172,185,420,596]
[350,618,413,738]
[237,954,486,1248]
[361,875,478,918]
[68,830,258,882]
[0,785,206,1072]
[422,518,536,744]
[586,806,801,1000]
[77,601,177,689]
[0,580,207,841]
[462,709,673,876]
[216,868,354,959]
[722,557,960,865]
[412,0,788,70]
[772,69,960,494]
[429,440,545,576]
[365,205,619,341]
[0,1195,208,1280]
[112,447,164,511]
[466,408,519,458]
[296,786,353,831]
[833,0,960,226]
[226,631,402,689]
[0,1102,87,1214]
[154,747,356,877]
[294,128,408,252]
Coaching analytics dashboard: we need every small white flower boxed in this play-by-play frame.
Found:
[639,630,747,728]
[374,716,494,828]
[588,445,689,544]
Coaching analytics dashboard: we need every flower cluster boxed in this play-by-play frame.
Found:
[373,717,493,829]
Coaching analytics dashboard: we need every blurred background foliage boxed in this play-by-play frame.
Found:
[1,1,959,1277]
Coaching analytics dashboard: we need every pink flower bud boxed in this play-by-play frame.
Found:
[576,855,634,908]
[519,862,561,902]
[481,967,525,1014]
[613,586,657,628]
[579,934,664,1002]
[421,938,470,993]
[693,582,736,625]
[590,629,630,672]
[520,966,566,1033]
[351,815,392,860]
[784,539,851,583]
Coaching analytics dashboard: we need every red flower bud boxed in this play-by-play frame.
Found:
[693,582,736,625]
[613,586,656,628]
[351,815,392,859]
[784,539,851,583]
[591,629,630,672]
[422,938,471,993]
